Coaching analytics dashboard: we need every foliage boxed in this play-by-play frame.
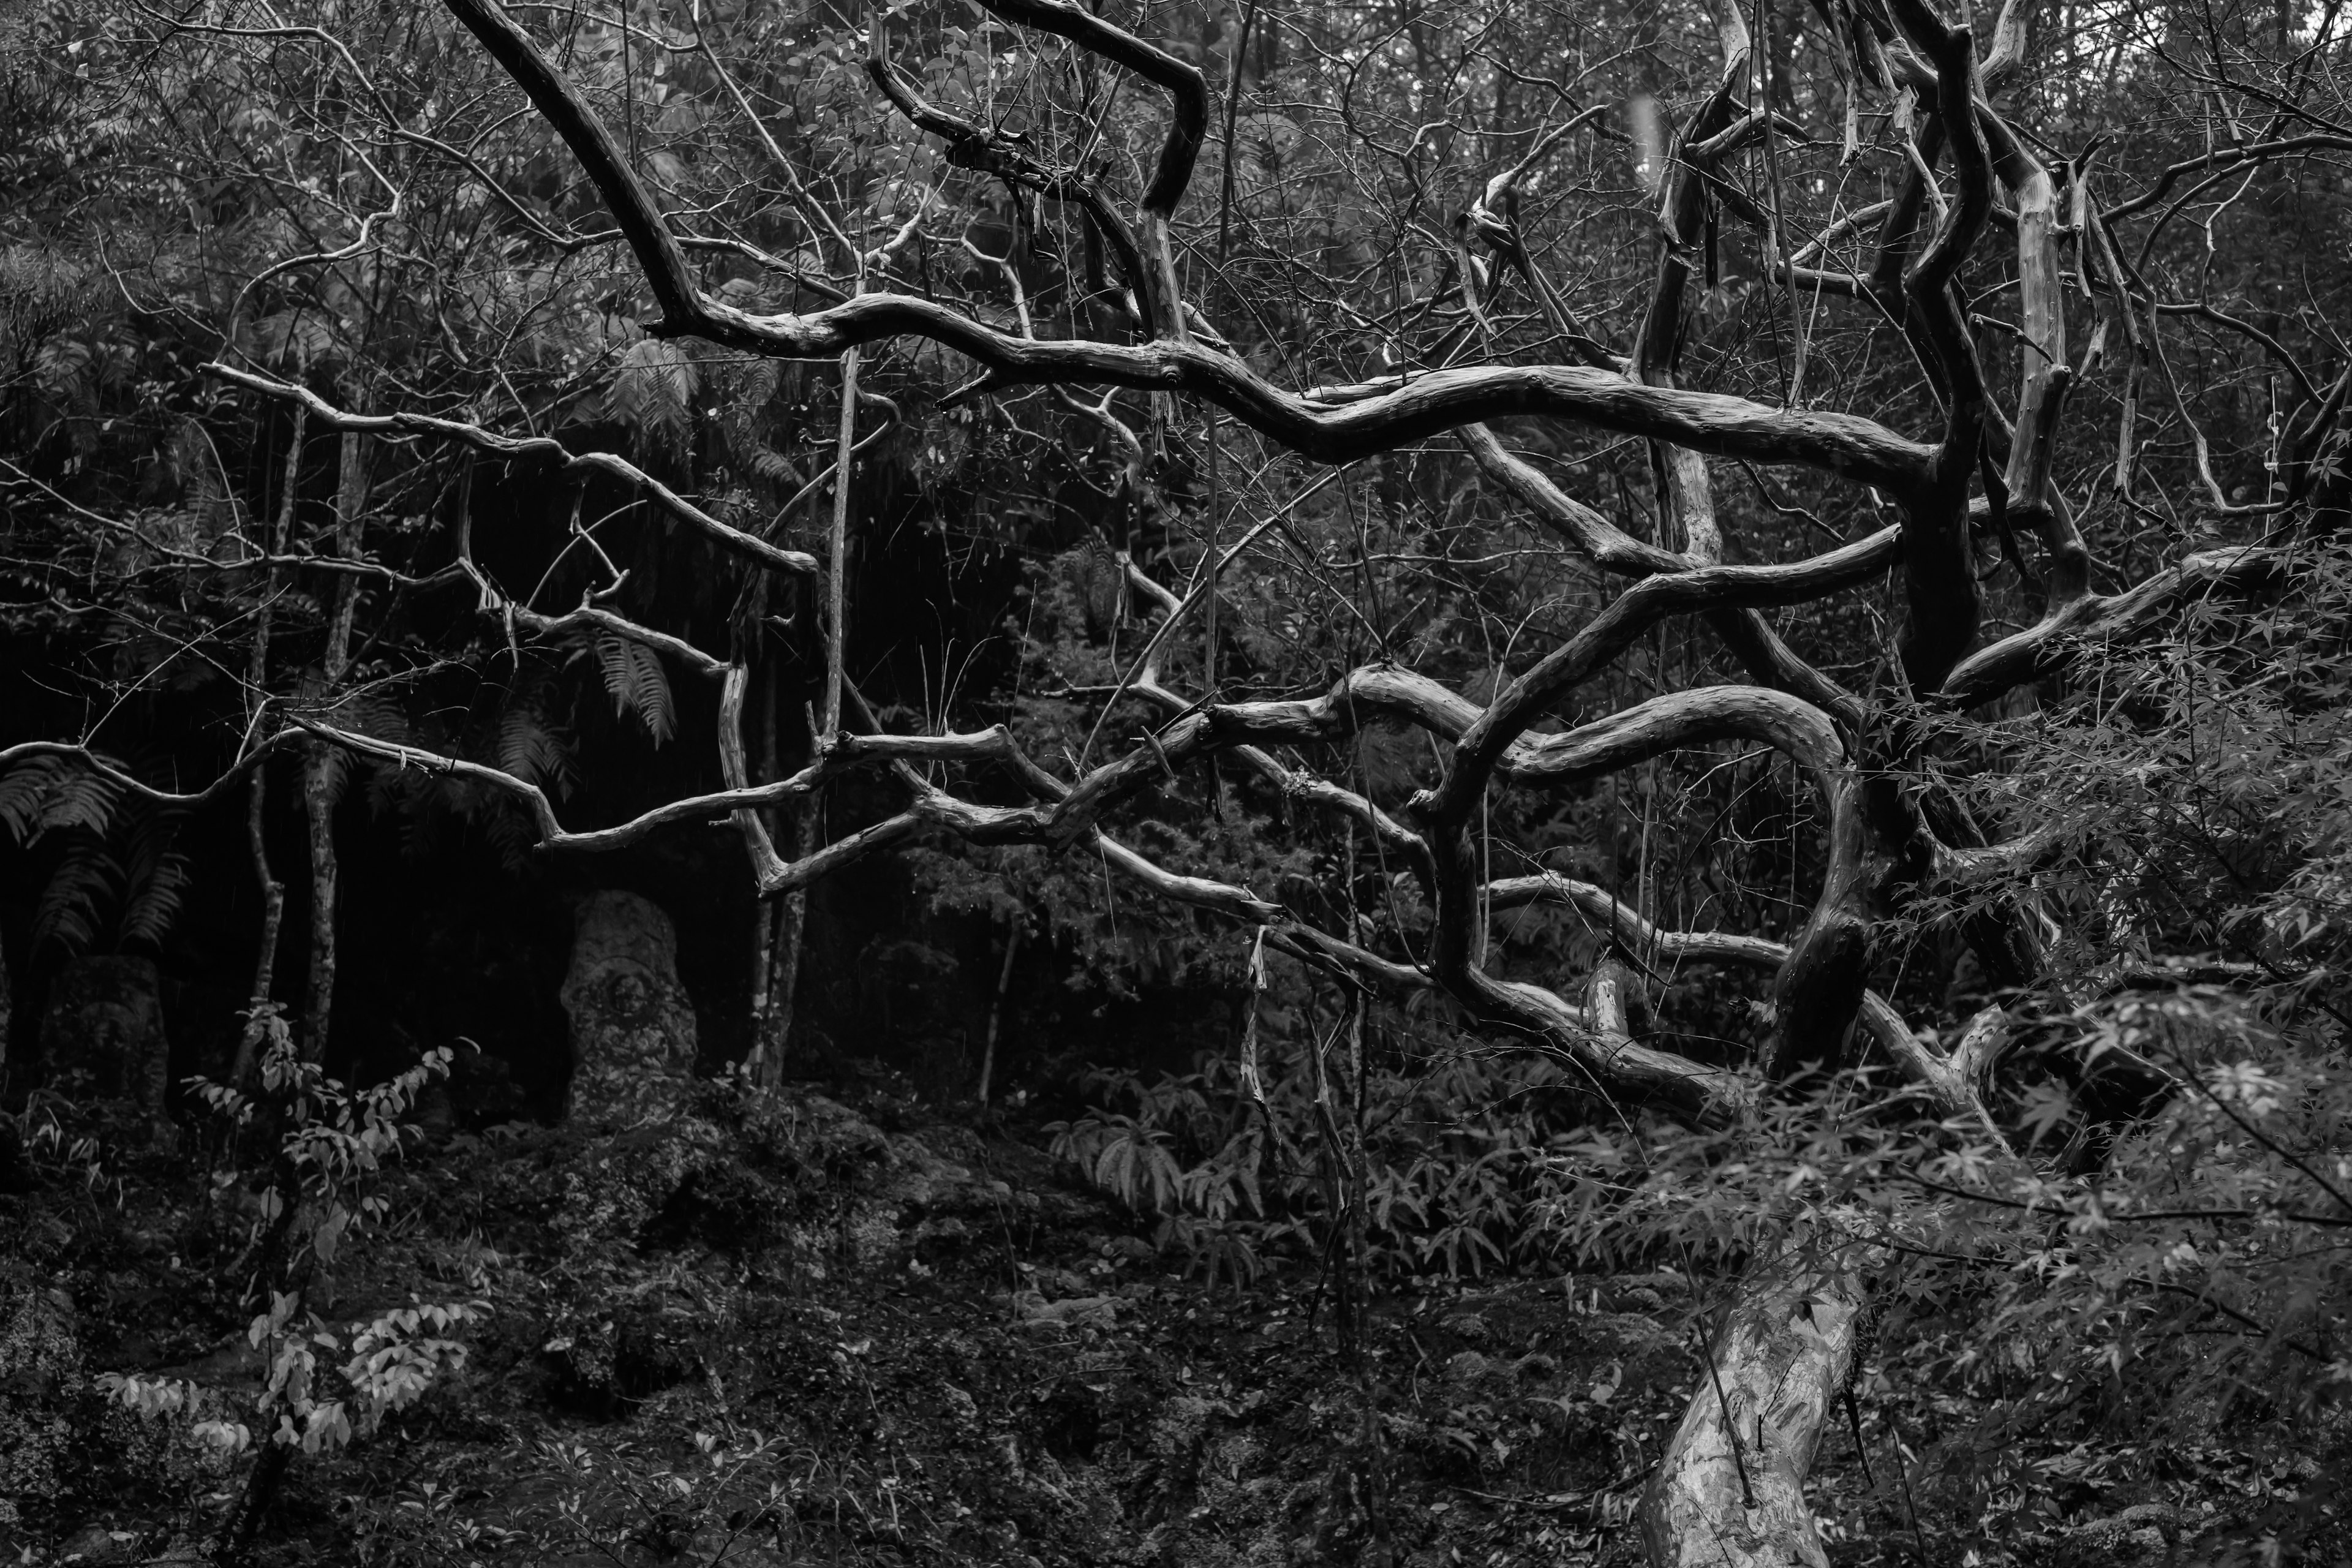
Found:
[90,1011,489,1502]
[1049,990,1617,1286]
[98,1295,485,1458]
[8,0,2352,1557]
[534,1429,815,1567]
[589,630,677,748]
[1,754,191,959]
[1510,987,2350,1538]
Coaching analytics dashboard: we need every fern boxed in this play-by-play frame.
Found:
[33,836,121,957]
[119,851,189,949]
[44,761,120,838]
[0,757,63,843]
[364,758,423,825]
[725,354,778,408]
[494,696,578,798]
[391,778,445,863]
[0,755,121,844]
[713,356,782,466]
[113,803,188,951]
[242,307,344,372]
[604,338,698,457]
[328,688,413,745]
[746,444,802,484]
[593,633,674,747]
[478,794,541,873]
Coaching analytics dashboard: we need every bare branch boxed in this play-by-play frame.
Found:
[1938,545,2288,709]
[203,364,818,578]
[435,0,1936,488]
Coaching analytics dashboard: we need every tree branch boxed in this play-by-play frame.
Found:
[435,0,1936,488]
[203,363,818,578]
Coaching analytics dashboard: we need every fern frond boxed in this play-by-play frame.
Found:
[594,633,674,747]
[0,756,66,843]
[494,697,578,799]
[39,761,121,840]
[733,355,778,408]
[34,837,121,957]
[605,339,698,457]
[115,801,180,889]
[629,642,675,747]
[330,689,413,745]
[747,445,801,483]
[478,794,540,873]
[365,763,425,822]
[120,851,190,949]
[243,308,344,372]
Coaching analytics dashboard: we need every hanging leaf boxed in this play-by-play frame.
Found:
[594,632,674,747]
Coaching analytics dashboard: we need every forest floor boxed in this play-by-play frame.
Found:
[0,1072,2328,1568]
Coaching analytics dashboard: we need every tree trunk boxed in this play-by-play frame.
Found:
[748,897,777,1070]
[745,668,780,1079]
[1639,1255,1866,1568]
[235,405,304,1087]
[300,745,341,1064]
[301,423,368,1062]
[235,763,288,1088]
[218,1433,295,1562]
[756,807,813,1091]
[975,914,1019,1104]
[561,890,698,1124]
[750,671,812,1091]
[821,345,858,739]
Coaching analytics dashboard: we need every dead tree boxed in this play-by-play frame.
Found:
[9,0,2346,1558]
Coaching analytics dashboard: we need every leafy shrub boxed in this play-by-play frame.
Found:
[92,1009,488,1540]
[1047,1003,1606,1285]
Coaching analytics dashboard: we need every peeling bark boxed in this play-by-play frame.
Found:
[1638,1259,1866,1568]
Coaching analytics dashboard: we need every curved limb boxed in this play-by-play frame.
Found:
[1888,0,1996,696]
[1937,545,2287,709]
[960,0,1206,341]
[864,34,1159,334]
[1422,529,1897,823]
[1458,424,1866,728]
[295,712,1746,1116]
[435,0,1937,489]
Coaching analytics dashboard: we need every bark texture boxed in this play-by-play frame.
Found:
[299,745,341,1062]
[560,891,699,1125]
[1638,1259,1865,1568]
[300,422,368,1062]
[234,404,304,1087]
